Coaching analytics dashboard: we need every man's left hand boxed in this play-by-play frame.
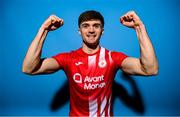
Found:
[120,11,143,29]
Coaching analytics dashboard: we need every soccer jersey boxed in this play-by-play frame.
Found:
[52,47,128,116]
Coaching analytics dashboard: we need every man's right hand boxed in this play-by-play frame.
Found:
[41,15,64,31]
[22,15,63,75]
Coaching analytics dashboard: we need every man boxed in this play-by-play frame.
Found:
[22,10,158,116]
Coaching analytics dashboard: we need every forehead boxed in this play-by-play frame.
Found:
[80,20,102,25]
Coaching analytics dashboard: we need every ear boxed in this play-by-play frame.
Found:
[102,28,104,35]
[78,29,81,35]
[78,31,81,35]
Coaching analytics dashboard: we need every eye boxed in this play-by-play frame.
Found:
[81,24,89,29]
[94,24,101,29]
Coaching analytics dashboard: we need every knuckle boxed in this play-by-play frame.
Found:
[51,14,56,17]
[49,15,53,18]
[50,15,56,19]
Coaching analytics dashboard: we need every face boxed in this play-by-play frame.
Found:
[79,20,104,48]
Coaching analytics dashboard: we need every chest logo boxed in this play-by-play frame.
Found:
[98,60,107,68]
[73,73,82,83]
[72,73,106,90]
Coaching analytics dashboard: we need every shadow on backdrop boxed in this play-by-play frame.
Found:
[50,73,145,115]
[50,80,70,111]
[112,73,145,115]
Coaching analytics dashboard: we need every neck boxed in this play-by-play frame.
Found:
[82,43,100,54]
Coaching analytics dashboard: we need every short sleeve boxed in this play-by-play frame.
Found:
[52,53,69,69]
[111,51,128,68]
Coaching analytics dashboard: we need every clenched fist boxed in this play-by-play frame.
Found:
[41,15,64,31]
[120,11,143,29]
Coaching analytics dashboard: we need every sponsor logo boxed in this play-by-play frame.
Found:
[73,73,106,90]
[73,73,82,83]
[75,61,83,66]
[84,82,106,90]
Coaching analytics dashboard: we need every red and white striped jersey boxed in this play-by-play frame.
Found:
[52,47,128,116]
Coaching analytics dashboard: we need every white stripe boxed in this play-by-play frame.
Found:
[100,96,107,117]
[108,51,113,64]
[88,55,96,68]
[98,47,107,68]
[99,47,105,61]
[108,95,112,116]
[89,99,98,117]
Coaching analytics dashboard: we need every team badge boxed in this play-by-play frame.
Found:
[98,60,107,68]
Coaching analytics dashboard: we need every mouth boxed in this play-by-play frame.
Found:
[87,34,96,39]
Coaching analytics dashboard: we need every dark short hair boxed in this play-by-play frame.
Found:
[78,10,104,28]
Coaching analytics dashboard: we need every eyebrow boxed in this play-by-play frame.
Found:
[81,23,102,27]
[81,23,89,26]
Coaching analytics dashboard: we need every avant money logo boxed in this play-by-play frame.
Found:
[73,73,82,83]
[73,73,106,90]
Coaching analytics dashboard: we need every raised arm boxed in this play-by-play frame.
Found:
[22,15,64,75]
[120,11,158,76]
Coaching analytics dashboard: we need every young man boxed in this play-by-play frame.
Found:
[22,10,158,116]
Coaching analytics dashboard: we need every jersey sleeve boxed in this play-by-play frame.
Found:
[52,53,69,69]
[111,51,128,68]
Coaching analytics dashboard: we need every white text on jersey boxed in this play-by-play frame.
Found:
[73,73,106,90]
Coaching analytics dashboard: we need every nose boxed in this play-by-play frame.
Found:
[88,26,95,33]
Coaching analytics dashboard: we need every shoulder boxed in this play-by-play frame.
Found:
[51,49,80,68]
[103,47,127,57]
[111,51,127,57]
[107,49,128,67]
[111,51,128,60]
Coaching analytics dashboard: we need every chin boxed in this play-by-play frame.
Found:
[84,40,99,49]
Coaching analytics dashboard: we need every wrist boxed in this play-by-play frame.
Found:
[38,25,49,35]
[134,21,146,30]
[40,24,49,32]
